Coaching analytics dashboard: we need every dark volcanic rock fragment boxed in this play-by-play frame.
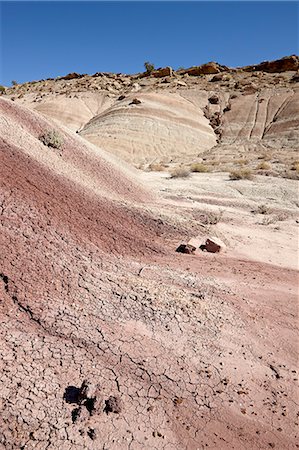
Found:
[104,396,122,414]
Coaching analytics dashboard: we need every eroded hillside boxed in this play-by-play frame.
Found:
[3,55,299,177]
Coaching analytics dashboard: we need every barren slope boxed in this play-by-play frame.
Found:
[0,99,298,450]
[20,91,113,132]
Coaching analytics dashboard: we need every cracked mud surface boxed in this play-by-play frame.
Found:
[0,98,298,449]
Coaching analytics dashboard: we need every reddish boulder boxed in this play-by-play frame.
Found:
[152,67,173,78]
[242,55,299,73]
[205,237,226,253]
[61,72,84,80]
[176,244,196,254]
[184,62,221,76]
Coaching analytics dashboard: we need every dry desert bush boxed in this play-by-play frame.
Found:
[148,163,165,172]
[251,204,272,215]
[291,162,299,173]
[236,158,249,166]
[197,210,224,225]
[260,212,290,226]
[170,167,191,179]
[229,168,253,180]
[281,170,299,180]
[258,153,272,161]
[190,163,209,173]
[257,161,271,170]
[209,160,220,166]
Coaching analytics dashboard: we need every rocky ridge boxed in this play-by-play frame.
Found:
[3,55,299,177]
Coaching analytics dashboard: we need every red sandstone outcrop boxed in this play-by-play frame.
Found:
[242,55,299,73]
[151,66,173,78]
[181,61,224,75]
[60,72,86,80]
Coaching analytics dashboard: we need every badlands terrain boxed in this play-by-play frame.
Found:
[0,56,298,449]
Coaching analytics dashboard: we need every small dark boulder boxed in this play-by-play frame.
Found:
[63,386,81,404]
[78,380,98,403]
[87,428,97,440]
[176,244,196,254]
[65,380,102,418]
[104,395,122,414]
[208,94,219,104]
[290,72,299,83]
[78,380,102,415]
[223,103,231,113]
[72,406,90,424]
[210,73,224,82]
[130,98,142,105]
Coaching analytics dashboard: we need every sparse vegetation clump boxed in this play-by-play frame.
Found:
[252,204,272,215]
[11,80,18,86]
[260,212,289,226]
[190,163,209,173]
[229,168,253,180]
[257,161,271,170]
[236,158,248,166]
[39,130,64,150]
[148,163,165,172]
[144,61,155,74]
[291,161,299,173]
[282,170,299,180]
[197,210,224,225]
[170,167,191,179]
[258,153,272,161]
[0,85,5,94]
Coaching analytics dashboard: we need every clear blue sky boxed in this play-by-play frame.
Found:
[0,1,298,85]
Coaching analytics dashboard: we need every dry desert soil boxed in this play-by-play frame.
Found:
[0,56,298,449]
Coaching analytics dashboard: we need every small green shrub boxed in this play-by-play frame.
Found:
[0,85,5,94]
[229,168,253,180]
[11,80,18,86]
[170,167,190,179]
[190,163,209,173]
[39,130,64,149]
[144,61,155,74]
